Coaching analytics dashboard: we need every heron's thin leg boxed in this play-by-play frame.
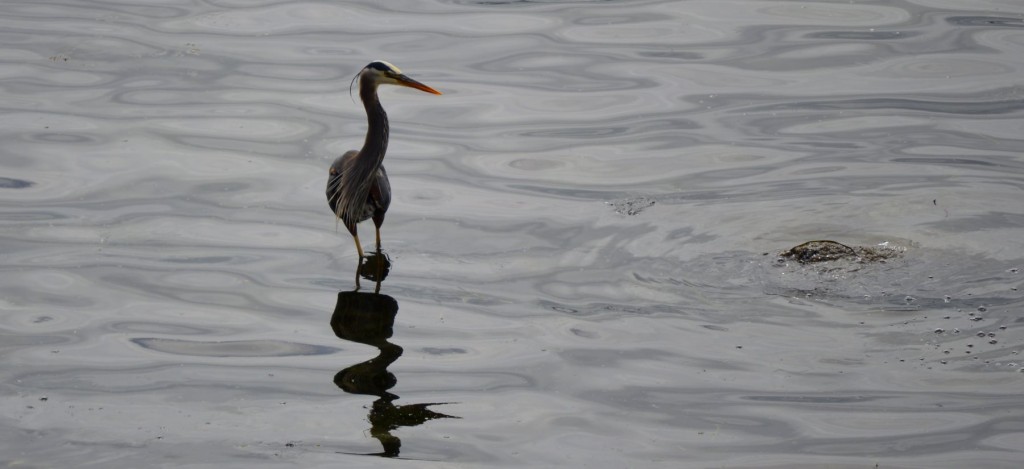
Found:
[353,233,366,259]
[352,230,367,290]
[371,226,385,284]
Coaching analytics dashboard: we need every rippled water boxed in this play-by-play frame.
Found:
[3,0,1024,467]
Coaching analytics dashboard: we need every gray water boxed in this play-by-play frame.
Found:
[2,1,1024,467]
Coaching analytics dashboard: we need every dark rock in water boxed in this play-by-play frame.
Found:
[780,240,902,264]
[609,197,656,216]
[766,240,919,307]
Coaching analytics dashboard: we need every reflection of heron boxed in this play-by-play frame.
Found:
[331,290,457,457]
[356,251,391,293]
[326,61,441,261]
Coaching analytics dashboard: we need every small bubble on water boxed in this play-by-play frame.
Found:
[944,295,952,303]
[999,326,1007,330]
[952,328,960,334]
[989,339,998,345]
[1009,267,1019,274]
[905,296,915,303]
[978,306,988,313]
[977,332,987,337]
[971,316,984,321]
[988,332,996,338]
[934,328,945,334]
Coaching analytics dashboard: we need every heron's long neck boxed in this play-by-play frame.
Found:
[360,83,389,168]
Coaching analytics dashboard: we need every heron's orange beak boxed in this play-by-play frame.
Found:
[396,74,442,95]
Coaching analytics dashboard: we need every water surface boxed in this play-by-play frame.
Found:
[2,0,1024,467]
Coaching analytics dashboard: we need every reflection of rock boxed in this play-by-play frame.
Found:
[330,290,458,458]
[780,240,902,264]
[609,196,656,216]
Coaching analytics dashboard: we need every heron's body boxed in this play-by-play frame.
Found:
[326,61,440,260]
[327,151,391,237]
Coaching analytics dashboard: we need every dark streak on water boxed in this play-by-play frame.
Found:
[0,177,34,189]
[2,0,1024,468]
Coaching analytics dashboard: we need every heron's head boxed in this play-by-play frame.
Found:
[356,60,442,95]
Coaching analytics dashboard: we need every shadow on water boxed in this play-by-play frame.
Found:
[330,251,459,458]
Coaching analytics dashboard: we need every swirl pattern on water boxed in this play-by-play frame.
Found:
[2,0,1023,466]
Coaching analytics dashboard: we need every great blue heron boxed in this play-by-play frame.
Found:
[327,61,441,261]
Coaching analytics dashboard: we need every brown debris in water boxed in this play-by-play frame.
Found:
[780,240,902,264]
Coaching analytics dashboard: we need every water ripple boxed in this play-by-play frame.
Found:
[132,338,339,357]
[3,0,1024,466]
